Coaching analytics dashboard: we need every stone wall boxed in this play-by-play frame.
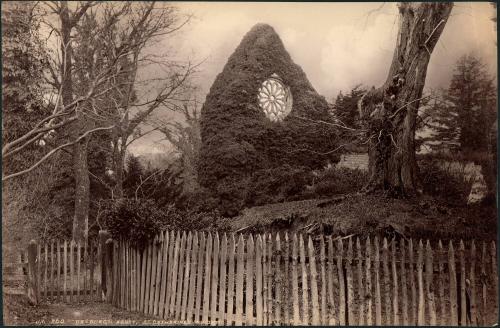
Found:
[336,153,369,170]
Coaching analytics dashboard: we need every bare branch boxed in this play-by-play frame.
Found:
[2,116,79,160]
[289,114,366,132]
[44,1,60,14]
[3,125,114,182]
[2,91,94,156]
[88,170,114,194]
[127,64,196,131]
[71,1,97,27]
[135,168,165,201]
[126,127,160,147]
[389,95,431,119]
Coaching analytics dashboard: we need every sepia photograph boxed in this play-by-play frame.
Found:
[1,1,498,326]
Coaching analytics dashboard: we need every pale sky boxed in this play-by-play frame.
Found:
[125,2,498,155]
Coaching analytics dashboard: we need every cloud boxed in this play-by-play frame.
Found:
[129,2,497,153]
[425,2,497,90]
[319,11,397,98]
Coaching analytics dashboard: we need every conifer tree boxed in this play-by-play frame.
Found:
[333,85,366,130]
[124,155,144,198]
[429,55,496,156]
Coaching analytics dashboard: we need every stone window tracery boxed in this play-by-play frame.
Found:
[258,73,292,122]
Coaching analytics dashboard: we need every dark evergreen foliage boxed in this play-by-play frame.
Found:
[332,85,366,130]
[101,198,165,250]
[332,85,368,152]
[123,154,144,198]
[135,162,185,208]
[199,24,339,215]
[2,2,50,173]
[429,55,496,155]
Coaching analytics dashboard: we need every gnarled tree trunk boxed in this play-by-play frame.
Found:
[359,2,453,197]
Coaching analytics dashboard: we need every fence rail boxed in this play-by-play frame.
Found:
[101,231,498,326]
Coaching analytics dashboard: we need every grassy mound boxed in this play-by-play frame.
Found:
[230,193,496,242]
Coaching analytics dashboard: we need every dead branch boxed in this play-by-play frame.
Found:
[290,114,364,132]
[134,168,165,200]
[389,95,431,119]
[125,127,160,148]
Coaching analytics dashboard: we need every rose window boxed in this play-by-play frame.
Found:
[258,74,293,122]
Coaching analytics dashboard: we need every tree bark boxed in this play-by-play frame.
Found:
[359,2,453,197]
[60,1,90,242]
[113,136,127,200]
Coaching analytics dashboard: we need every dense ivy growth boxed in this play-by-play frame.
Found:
[199,24,339,214]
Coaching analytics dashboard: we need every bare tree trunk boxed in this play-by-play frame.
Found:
[60,2,90,242]
[72,138,90,242]
[111,51,137,201]
[114,139,127,200]
[359,2,453,197]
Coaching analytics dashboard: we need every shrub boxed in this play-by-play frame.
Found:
[418,158,474,205]
[177,187,220,213]
[305,167,368,197]
[417,150,491,164]
[159,206,232,233]
[100,198,233,249]
[246,165,313,206]
[101,198,165,250]
[216,177,250,217]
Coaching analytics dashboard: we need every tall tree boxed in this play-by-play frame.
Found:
[358,2,453,197]
[3,2,195,242]
[88,2,196,200]
[333,85,366,130]
[59,1,97,243]
[332,85,367,152]
[428,55,496,155]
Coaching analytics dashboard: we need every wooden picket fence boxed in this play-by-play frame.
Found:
[103,231,498,326]
[25,238,102,304]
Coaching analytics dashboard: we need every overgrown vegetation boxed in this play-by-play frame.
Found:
[421,54,497,202]
[2,4,495,258]
[199,23,340,216]
[232,193,496,242]
[101,199,165,250]
[246,165,313,206]
[304,167,368,198]
[418,157,475,205]
[100,198,231,249]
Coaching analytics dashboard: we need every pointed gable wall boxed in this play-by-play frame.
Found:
[198,23,339,197]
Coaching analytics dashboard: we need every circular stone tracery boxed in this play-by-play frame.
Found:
[258,74,293,122]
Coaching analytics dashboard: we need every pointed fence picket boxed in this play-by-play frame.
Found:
[24,238,100,304]
[319,236,327,325]
[24,231,498,326]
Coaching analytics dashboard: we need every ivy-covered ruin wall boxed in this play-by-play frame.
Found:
[199,23,339,214]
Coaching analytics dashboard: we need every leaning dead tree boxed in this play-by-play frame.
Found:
[359,2,453,197]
